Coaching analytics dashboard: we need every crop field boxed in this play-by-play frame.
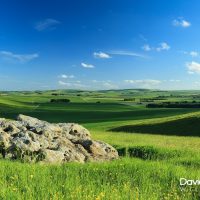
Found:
[0,89,200,199]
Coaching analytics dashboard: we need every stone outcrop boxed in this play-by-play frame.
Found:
[0,115,118,163]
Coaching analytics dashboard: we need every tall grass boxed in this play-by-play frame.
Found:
[0,158,199,200]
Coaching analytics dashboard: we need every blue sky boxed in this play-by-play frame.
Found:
[1,0,200,90]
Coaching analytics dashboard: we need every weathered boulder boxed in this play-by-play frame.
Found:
[0,115,118,163]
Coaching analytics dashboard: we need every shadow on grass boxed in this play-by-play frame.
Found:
[111,117,200,137]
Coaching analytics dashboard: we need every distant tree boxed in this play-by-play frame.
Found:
[50,99,70,103]
[51,93,58,96]
[146,102,200,108]
[124,98,135,101]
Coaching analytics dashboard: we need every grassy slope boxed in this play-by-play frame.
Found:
[0,90,200,199]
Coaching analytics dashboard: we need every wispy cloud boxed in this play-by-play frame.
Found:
[186,61,200,74]
[81,62,95,68]
[169,79,181,82]
[139,34,147,42]
[109,50,148,58]
[0,51,39,63]
[93,52,111,59]
[172,18,191,28]
[124,79,161,88]
[125,79,161,85]
[58,80,86,88]
[59,74,75,79]
[182,51,199,57]
[35,18,61,31]
[91,80,118,89]
[102,82,118,89]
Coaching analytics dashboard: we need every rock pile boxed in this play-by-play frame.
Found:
[0,115,118,163]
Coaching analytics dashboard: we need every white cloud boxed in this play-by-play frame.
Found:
[90,80,119,90]
[58,81,72,86]
[172,18,191,28]
[109,50,148,58]
[142,44,151,51]
[190,51,198,57]
[102,82,118,89]
[181,50,199,57]
[81,62,95,68]
[156,42,170,52]
[0,51,39,63]
[91,80,119,89]
[141,42,170,52]
[186,61,200,74]
[60,74,75,79]
[35,18,61,31]
[125,79,161,85]
[93,52,111,59]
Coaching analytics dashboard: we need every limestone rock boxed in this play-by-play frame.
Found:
[0,115,118,163]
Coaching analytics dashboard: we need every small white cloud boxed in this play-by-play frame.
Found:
[142,44,152,51]
[60,74,75,79]
[81,62,95,68]
[190,51,198,57]
[188,71,194,74]
[35,18,61,31]
[0,51,39,63]
[156,42,170,52]
[61,74,68,78]
[142,42,170,52]
[180,50,199,57]
[93,52,111,59]
[186,61,200,74]
[172,18,191,28]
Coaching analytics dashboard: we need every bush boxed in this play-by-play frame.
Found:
[115,146,128,156]
[146,102,200,108]
[127,146,182,160]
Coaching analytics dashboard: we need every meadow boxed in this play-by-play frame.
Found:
[0,89,200,199]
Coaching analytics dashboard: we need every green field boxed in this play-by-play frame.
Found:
[0,89,200,199]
